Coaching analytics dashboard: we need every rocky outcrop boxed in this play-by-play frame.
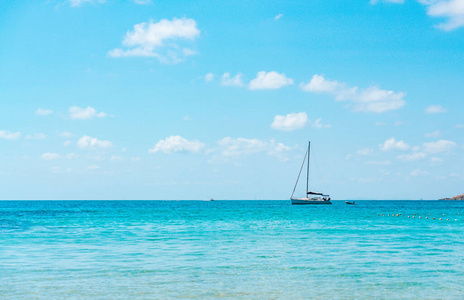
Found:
[440,193,464,200]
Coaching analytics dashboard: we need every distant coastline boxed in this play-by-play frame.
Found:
[439,193,464,201]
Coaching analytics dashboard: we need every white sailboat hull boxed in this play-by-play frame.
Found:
[291,198,332,205]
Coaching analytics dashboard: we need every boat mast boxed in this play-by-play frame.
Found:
[306,141,310,195]
[291,146,308,199]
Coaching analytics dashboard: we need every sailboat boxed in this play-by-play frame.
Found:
[291,141,331,205]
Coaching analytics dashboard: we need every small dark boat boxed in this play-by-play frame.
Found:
[345,201,355,205]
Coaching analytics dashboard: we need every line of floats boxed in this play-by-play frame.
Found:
[378,213,460,221]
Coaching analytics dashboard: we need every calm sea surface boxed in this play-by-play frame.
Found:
[1,200,463,299]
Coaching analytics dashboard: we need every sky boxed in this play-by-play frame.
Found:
[0,0,463,200]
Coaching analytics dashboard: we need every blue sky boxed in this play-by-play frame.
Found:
[1,0,463,200]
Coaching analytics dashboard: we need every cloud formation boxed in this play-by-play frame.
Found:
[0,130,21,140]
[372,0,464,30]
[301,74,405,113]
[149,135,204,154]
[249,71,293,90]
[25,133,47,140]
[221,73,244,87]
[397,152,427,161]
[312,118,332,129]
[77,136,113,149]
[426,0,464,30]
[35,108,54,116]
[271,112,308,131]
[425,104,447,114]
[204,73,214,82]
[108,18,200,63]
[41,153,61,160]
[423,139,456,153]
[69,106,107,120]
[380,138,410,151]
[69,0,101,7]
[216,137,291,160]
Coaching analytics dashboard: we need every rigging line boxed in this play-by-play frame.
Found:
[291,148,308,199]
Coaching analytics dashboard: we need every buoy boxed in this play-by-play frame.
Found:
[408,216,410,218]
[414,213,416,215]
[446,219,449,221]
[413,216,415,218]
[419,216,421,218]
[426,217,428,219]
[439,218,442,220]
[433,217,435,220]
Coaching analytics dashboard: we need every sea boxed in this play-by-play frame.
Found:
[1,200,463,299]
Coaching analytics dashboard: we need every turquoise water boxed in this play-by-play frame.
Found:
[1,200,463,299]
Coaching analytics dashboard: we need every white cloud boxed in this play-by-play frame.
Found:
[221,73,244,87]
[365,160,391,165]
[108,18,200,63]
[42,153,61,160]
[69,0,99,7]
[425,104,447,114]
[410,169,430,177]
[423,139,457,153]
[77,135,113,149]
[59,131,73,138]
[69,106,107,120]
[204,73,214,82]
[216,137,291,160]
[380,138,410,151]
[397,152,427,161]
[66,153,78,159]
[430,157,444,164]
[374,0,464,30]
[357,148,374,156]
[0,130,21,140]
[35,108,54,116]
[312,118,332,129]
[111,155,123,161]
[271,112,308,131]
[426,0,464,30]
[217,137,267,157]
[133,0,152,4]
[86,165,100,170]
[425,130,441,138]
[274,13,284,20]
[63,140,72,147]
[249,71,293,90]
[300,74,406,113]
[149,135,204,154]
[25,133,47,140]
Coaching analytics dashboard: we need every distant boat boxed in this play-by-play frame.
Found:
[345,201,355,205]
[291,141,331,205]
[208,198,214,201]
